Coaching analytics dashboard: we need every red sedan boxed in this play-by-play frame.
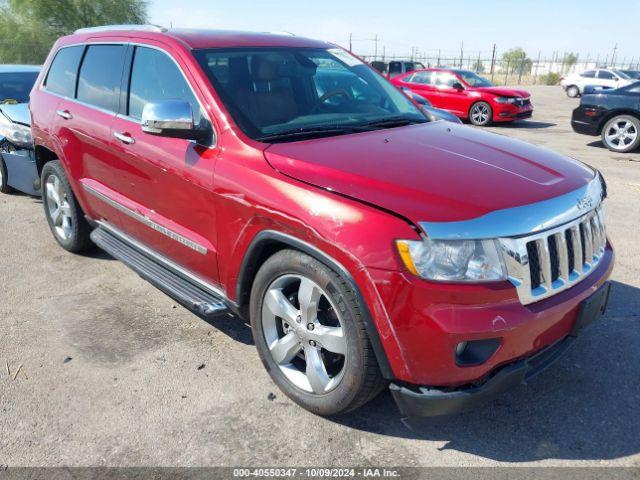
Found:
[392,68,533,126]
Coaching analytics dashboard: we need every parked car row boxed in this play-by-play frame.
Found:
[13,26,613,419]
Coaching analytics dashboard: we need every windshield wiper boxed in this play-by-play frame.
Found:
[256,125,371,143]
[359,116,427,128]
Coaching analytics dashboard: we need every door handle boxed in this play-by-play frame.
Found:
[56,109,72,120]
[114,131,135,145]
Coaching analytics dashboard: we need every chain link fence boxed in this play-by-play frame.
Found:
[357,53,640,86]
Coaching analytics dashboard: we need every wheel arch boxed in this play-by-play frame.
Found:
[34,144,59,176]
[235,229,395,379]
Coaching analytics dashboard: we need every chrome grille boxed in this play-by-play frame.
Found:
[499,207,606,305]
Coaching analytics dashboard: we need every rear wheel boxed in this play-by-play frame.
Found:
[0,156,13,194]
[566,85,580,98]
[250,249,386,416]
[41,160,93,252]
[601,115,640,153]
[469,101,493,126]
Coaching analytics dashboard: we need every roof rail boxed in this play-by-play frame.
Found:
[74,24,167,34]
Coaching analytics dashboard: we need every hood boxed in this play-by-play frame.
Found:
[264,122,595,225]
[0,103,30,126]
[472,86,530,98]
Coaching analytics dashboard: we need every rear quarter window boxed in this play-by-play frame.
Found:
[44,45,84,97]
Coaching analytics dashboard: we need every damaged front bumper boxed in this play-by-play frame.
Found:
[389,281,611,417]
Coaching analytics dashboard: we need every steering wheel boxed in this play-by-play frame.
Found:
[310,89,352,113]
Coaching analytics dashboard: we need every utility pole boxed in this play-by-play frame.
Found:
[533,50,541,84]
[490,44,496,82]
[437,49,441,67]
[611,44,618,66]
[373,34,379,61]
[382,46,386,62]
[460,41,464,68]
[348,33,352,52]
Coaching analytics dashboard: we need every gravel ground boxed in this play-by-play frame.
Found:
[1,86,639,467]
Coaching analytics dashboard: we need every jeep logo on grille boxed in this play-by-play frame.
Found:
[576,196,594,210]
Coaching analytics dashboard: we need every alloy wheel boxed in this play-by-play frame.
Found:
[604,119,638,151]
[471,103,491,125]
[45,174,73,241]
[261,274,347,394]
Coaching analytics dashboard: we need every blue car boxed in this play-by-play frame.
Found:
[0,65,41,196]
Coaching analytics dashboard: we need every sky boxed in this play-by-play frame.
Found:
[148,0,639,64]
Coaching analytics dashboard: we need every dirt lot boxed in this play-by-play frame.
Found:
[1,86,639,467]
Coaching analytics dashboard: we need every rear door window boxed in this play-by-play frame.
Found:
[127,46,203,124]
[597,70,615,79]
[409,71,432,84]
[44,46,84,98]
[77,44,126,111]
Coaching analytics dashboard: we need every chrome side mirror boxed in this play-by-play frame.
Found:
[141,100,207,141]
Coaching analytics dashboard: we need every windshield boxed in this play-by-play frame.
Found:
[454,70,493,87]
[0,71,39,104]
[193,47,426,141]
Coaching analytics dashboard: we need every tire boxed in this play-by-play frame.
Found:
[566,85,580,98]
[250,249,386,416]
[469,101,493,126]
[0,156,13,194]
[41,160,93,252]
[601,115,640,153]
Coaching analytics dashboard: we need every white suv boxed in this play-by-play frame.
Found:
[561,69,634,97]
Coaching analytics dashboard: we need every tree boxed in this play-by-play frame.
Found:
[0,0,148,64]
[562,52,578,73]
[501,47,532,75]
[472,59,485,74]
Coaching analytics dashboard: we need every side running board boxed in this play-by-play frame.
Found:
[90,226,229,318]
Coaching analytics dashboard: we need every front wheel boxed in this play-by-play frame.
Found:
[0,156,13,194]
[41,160,93,252]
[601,115,640,153]
[250,249,386,416]
[469,101,493,126]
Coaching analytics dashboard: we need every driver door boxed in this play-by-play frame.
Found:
[433,72,468,116]
[107,43,221,284]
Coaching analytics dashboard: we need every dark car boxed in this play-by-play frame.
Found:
[621,70,640,80]
[0,65,41,195]
[571,81,640,153]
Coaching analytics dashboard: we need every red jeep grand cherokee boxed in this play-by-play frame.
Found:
[30,26,613,417]
[392,68,533,126]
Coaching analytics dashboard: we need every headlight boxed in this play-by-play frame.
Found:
[494,96,518,104]
[0,113,33,149]
[396,238,507,282]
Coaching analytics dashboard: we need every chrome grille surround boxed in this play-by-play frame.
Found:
[499,207,606,305]
[419,173,608,306]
